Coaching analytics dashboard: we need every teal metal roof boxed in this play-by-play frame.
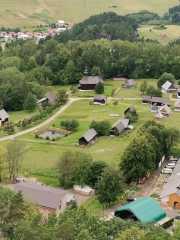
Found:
[114,198,166,223]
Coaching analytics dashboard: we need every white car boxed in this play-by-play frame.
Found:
[162,168,173,174]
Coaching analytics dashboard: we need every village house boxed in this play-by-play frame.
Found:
[161,81,178,93]
[0,109,9,126]
[78,68,104,91]
[174,101,180,111]
[177,88,180,99]
[160,159,180,210]
[158,104,171,117]
[110,118,130,136]
[142,96,170,107]
[0,31,7,37]
[37,92,56,108]
[14,182,75,214]
[155,112,163,121]
[124,105,136,115]
[151,103,158,113]
[122,79,135,88]
[79,128,97,146]
[93,95,107,105]
[56,20,65,27]
[26,32,33,38]
[8,31,15,37]
[47,28,55,33]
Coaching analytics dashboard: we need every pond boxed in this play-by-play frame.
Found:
[39,130,65,140]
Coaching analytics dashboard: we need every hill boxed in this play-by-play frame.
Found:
[0,0,179,30]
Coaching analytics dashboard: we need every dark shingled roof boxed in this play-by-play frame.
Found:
[14,182,68,209]
[151,97,170,105]
[79,76,103,85]
[45,92,56,105]
[93,95,107,101]
[127,79,135,85]
[0,109,9,121]
[160,159,180,198]
[79,128,97,142]
[142,95,151,101]
[129,104,136,111]
[111,118,129,133]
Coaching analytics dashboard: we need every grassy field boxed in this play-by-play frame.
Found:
[138,25,180,43]
[14,98,180,175]
[0,0,179,29]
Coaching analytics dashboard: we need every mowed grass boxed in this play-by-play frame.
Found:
[15,98,180,174]
[138,25,180,43]
[0,0,179,29]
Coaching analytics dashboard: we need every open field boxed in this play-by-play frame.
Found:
[0,0,179,29]
[13,98,180,176]
[138,25,180,43]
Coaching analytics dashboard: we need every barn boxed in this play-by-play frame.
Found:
[124,105,136,115]
[79,128,97,146]
[0,109,9,126]
[93,95,107,105]
[174,101,180,111]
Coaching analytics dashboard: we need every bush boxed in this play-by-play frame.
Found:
[46,136,50,140]
[60,119,79,131]
[52,138,56,141]
[150,193,159,198]
[95,82,104,94]
[35,134,39,138]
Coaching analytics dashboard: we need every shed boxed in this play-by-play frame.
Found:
[110,118,130,136]
[79,128,97,146]
[73,185,93,196]
[0,109,9,126]
[45,92,56,105]
[93,95,107,105]
[122,79,135,88]
[155,112,163,121]
[114,197,166,223]
[142,95,151,104]
[161,81,178,94]
[151,97,170,107]
[151,103,158,113]
[174,101,180,111]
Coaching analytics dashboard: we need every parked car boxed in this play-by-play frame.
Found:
[162,168,173,174]
[166,165,175,169]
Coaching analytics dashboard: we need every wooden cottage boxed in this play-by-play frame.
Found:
[161,81,178,94]
[110,118,130,136]
[151,97,170,107]
[122,79,135,88]
[78,68,104,91]
[177,88,180,99]
[158,104,171,117]
[37,92,56,108]
[0,109,9,126]
[124,105,136,115]
[142,95,151,104]
[93,95,107,105]
[160,160,180,210]
[155,112,163,121]
[174,101,180,112]
[151,103,158,113]
[79,128,97,146]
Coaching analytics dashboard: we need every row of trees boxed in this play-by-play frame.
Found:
[120,121,179,184]
[1,184,179,240]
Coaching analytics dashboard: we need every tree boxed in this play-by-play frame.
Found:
[163,128,180,156]
[56,89,68,105]
[89,120,111,136]
[125,109,138,122]
[157,72,174,88]
[146,86,162,97]
[120,136,155,184]
[115,226,145,240]
[4,123,15,135]
[24,92,37,111]
[91,66,101,76]
[95,82,104,94]
[60,119,79,131]
[0,146,7,182]
[6,140,25,180]
[97,166,124,204]
[140,80,148,95]
[113,100,118,108]
[26,57,37,71]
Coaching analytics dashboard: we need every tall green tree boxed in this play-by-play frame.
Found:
[89,120,111,136]
[115,226,145,240]
[24,92,37,111]
[157,72,175,88]
[120,136,155,184]
[56,89,68,105]
[97,166,124,204]
[95,82,104,94]
[140,80,148,95]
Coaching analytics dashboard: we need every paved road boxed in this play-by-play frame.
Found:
[0,98,79,142]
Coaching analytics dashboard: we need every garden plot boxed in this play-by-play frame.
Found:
[150,173,170,197]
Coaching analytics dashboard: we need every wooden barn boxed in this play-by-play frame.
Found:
[122,79,135,88]
[155,112,163,121]
[78,68,104,91]
[142,95,151,104]
[124,105,136,115]
[93,95,107,105]
[158,104,171,117]
[79,128,97,146]
[174,101,180,111]
[37,92,56,108]
[161,81,178,94]
[110,118,130,136]
[151,97,170,107]
[0,109,9,126]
